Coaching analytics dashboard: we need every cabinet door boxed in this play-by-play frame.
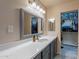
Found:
[34,53,41,59]
[51,39,57,59]
[42,45,51,59]
[53,39,57,57]
[42,52,49,59]
[51,41,54,59]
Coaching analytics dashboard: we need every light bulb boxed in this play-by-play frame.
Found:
[31,2,36,8]
[27,4,31,8]
[39,8,43,12]
[42,10,46,14]
[37,6,40,10]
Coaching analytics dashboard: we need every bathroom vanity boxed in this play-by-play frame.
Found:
[0,7,57,59]
[0,32,57,59]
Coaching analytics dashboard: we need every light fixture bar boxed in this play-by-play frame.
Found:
[27,0,46,14]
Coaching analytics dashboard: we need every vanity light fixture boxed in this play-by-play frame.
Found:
[27,0,46,14]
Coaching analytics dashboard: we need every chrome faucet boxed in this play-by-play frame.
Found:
[32,35,36,42]
[32,35,41,42]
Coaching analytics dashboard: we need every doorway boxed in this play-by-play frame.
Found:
[61,10,78,59]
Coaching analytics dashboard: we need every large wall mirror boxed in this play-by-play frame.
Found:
[20,9,44,39]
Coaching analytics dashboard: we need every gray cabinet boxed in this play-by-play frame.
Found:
[51,39,57,59]
[42,45,50,59]
[51,40,54,59]
[34,53,41,59]
[42,52,49,59]
[34,39,57,59]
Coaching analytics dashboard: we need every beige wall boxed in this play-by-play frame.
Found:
[0,0,27,44]
[47,0,79,54]
[0,0,46,44]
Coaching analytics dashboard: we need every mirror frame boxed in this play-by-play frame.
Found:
[20,8,44,39]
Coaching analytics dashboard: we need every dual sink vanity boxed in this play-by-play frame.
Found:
[0,32,57,59]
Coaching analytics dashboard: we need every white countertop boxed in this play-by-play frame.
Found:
[0,32,57,59]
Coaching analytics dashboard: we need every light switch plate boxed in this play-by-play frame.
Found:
[8,25,13,33]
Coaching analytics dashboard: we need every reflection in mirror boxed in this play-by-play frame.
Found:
[20,9,44,39]
[48,18,55,31]
[24,13,31,35]
[31,16,38,34]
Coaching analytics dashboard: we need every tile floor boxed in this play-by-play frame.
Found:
[54,45,78,59]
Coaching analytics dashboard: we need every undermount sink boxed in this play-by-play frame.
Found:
[38,38,48,42]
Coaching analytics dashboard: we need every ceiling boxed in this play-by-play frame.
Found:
[39,0,76,8]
